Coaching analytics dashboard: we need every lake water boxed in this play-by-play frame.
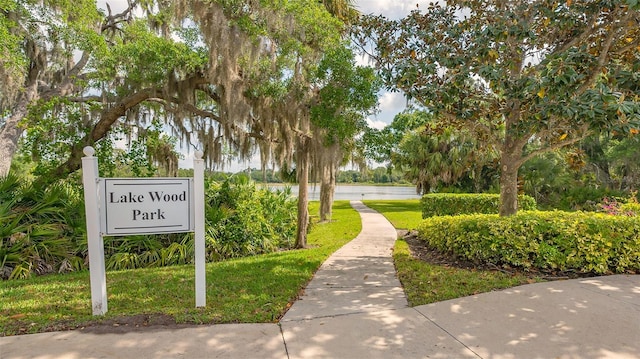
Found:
[264,184,421,201]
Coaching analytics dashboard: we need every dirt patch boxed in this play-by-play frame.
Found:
[77,314,197,334]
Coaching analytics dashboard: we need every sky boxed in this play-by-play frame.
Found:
[99,0,430,169]
[355,0,435,130]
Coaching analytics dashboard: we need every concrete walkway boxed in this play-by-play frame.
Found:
[2,201,639,359]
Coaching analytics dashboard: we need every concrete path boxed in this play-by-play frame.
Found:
[2,201,639,359]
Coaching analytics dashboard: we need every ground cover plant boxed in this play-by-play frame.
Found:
[365,199,537,306]
[0,201,361,336]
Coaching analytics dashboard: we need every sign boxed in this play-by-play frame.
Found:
[83,146,206,315]
[100,178,194,236]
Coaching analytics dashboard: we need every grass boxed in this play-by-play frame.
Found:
[1,199,540,335]
[393,240,535,306]
[363,199,423,229]
[366,199,538,306]
[0,201,361,336]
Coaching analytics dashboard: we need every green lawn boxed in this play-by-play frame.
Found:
[0,199,538,335]
[363,199,423,229]
[0,201,361,336]
[366,199,538,306]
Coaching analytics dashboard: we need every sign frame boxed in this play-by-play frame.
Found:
[82,146,206,315]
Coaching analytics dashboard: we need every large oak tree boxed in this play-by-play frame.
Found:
[2,0,376,248]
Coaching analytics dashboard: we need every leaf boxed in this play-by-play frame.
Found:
[559,133,568,140]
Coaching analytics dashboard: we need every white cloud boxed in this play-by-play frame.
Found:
[369,91,409,126]
[97,0,128,13]
[366,118,388,130]
[379,92,407,113]
[356,0,437,19]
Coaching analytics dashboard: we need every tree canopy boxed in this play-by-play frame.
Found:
[2,0,379,248]
[355,0,640,215]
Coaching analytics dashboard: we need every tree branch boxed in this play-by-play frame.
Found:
[575,11,632,96]
[554,11,602,55]
[517,124,590,167]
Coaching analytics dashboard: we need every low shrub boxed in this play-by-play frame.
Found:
[621,202,640,216]
[554,187,627,212]
[421,193,537,218]
[597,193,640,216]
[417,211,640,274]
[0,174,86,279]
[2,174,299,278]
[205,176,297,260]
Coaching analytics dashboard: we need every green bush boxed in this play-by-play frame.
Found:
[421,193,537,218]
[205,176,297,260]
[417,211,640,274]
[621,202,640,216]
[555,187,627,212]
[0,175,86,279]
[2,174,299,278]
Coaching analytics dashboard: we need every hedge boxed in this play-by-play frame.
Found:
[421,193,537,218]
[417,211,640,274]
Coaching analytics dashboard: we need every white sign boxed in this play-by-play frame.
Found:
[100,178,194,236]
[83,147,206,315]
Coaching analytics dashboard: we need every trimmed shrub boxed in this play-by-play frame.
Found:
[421,193,537,218]
[621,202,640,216]
[417,211,640,274]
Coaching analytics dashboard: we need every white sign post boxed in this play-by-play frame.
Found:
[193,151,206,307]
[82,147,108,315]
[82,146,206,315]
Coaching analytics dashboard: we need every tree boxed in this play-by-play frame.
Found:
[0,0,106,176]
[393,120,497,194]
[360,110,431,164]
[1,1,208,182]
[4,0,369,249]
[310,45,380,221]
[355,0,640,215]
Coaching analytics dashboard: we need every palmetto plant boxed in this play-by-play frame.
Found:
[1,173,298,278]
[393,122,497,194]
[0,175,85,279]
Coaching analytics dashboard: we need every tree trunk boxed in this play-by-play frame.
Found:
[0,91,36,177]
[499,132,525,216]
[295,135,310,249]
[499,155,520,216]
[0,107,26,177]
[319,164,336,222]
[319,141,340,222]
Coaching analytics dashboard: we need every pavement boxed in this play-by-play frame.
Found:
[1,201,639,359]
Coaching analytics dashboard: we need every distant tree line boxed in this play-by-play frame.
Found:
[231,166,408,185]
